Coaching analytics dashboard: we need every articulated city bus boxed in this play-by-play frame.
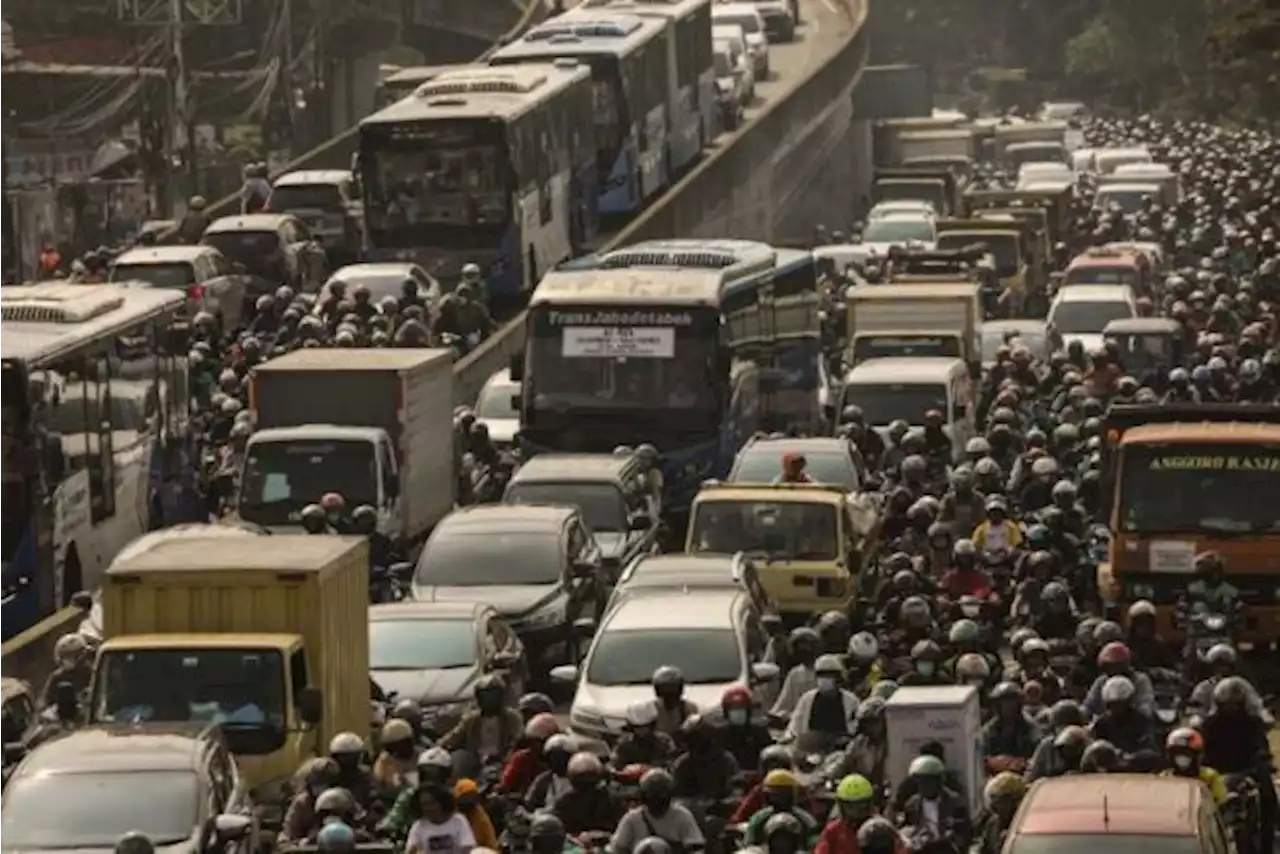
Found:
[358,62,598,299]
[2,283,187,639]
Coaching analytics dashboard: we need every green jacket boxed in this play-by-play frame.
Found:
[743,806,820,847]
[1187,579,1240,612]
[376,787,415,841]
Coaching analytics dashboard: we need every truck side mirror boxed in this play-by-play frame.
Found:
[213,814,252,844]
[390,561,415,580]
[509,354,524,382]
[54,680,79,723]
[297,686,323,725]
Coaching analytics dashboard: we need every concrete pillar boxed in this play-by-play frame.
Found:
[327,54,382,136]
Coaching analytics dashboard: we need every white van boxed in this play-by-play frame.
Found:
[840,357,975,463]
[1095,147,1153,175]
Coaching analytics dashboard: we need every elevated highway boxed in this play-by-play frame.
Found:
[2,0,870,686]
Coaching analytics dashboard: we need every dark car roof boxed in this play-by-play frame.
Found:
[15,723,218,776]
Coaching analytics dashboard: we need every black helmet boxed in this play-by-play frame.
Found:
[652,665,684,693]
[855,817,900,854]
[1080,739,1120,772]
[518,692,555,717]
[351,504,377,535]
[115,832,155,854]
[638,767,675,800]
[474,673,506,703]
[300,503,327,533]
[529,812,566,844]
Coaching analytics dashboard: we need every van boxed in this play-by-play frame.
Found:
[839,357,975,463]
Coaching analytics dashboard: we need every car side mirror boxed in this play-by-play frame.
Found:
[3,742,27,766]
[760,613,785,636]
[509,353,524,382]
[297,686,323,725]
[549,664,579,685]
[629,513,651,531]
[571,617,597,637]
[213,814,252,844]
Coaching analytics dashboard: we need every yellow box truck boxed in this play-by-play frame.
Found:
[87,530,369,813]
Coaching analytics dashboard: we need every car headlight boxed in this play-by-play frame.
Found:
[1131,583,1155,599]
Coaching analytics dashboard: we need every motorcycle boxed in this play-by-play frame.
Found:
[1222,772,1262,854]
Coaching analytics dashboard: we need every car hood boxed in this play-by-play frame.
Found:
[414,583,561,617]
[480,417,520,446]
[571,682,735,732]
[593,531,629,561]
[371,665,479,705]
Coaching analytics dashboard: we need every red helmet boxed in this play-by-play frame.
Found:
[1097,641,1131,666]
[1023,680,1044,704]
[721,685,753,710]
[320,492,346,510]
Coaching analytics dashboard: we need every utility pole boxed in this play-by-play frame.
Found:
[168,0,197,205]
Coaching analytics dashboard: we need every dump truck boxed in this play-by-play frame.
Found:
[88,529,370,823]
[241,349,455,556]
[845,282,982,369]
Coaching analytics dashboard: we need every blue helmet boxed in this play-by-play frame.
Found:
[316,822,356,854]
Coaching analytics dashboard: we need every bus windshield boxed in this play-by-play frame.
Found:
[526,309,720,412]
[362,119,511,248]
[1118,443,1280,535]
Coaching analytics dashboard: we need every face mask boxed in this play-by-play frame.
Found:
[916,661,935,677]
[1173,754,1193,770]
[818,677,838,693]
[728,709,749,726]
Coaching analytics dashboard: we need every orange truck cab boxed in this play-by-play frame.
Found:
[1098,403,1280,647]
[1064,247,1151,296]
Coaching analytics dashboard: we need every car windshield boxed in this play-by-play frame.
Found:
[714,12,759,33]
[732,448,858,490]
[587,628,740,684]
[1009,836,1201,854]
[505,483,626,533]
[475,380,519,419]
[842,382,948,426]
[982,330,1047,363]
[1064,265,1137,286]
[417,530,562,586]
[2,771,200,849]
[327,272,425,303]
[238,439,377,525]
[689,499,839,560]
[370,618,476,670]
[110,261,196,289]
[861,218,934,244]
[267,184,342,210]
[1050,299,1133,334]
[203,230,280,259]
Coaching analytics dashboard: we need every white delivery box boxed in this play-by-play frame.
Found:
[884,685,984,819]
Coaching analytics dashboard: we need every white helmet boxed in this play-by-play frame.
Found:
[847,631,879,662]
[54,634,87,663]
[461,262,482,282]
[625,701,659,728]
[418,746,453,770]
[815,654,845,676]
[1100,675,1136,704]
[328,731,365,755]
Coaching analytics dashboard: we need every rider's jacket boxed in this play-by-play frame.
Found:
[552,785,625,835]
[612,730,678,768]
[900,789,974,847]
[1190,676,1270,721]
[440,707,524,758]
[785,687,858,740]
[1160,767,1228,804]
[1088,710,1159,757]
[981,715,1040,759]
[672,748,739,800]
[1185,579,1241,612]
[816,816,909,854]
[1200,710,1272,775]
[499,746,544,794]
[971,520,1024,552]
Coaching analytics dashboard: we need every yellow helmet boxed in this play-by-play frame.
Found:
[763,769,799,790]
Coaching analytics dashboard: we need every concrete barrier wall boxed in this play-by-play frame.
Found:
[452,0,870,406]
[0,607,83,691]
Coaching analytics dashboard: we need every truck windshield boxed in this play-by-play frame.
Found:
[842,382,949,427]
[689,500,838,560]
[1118,443,1280,535]
[93,648,287,754]
[239,439,377,525]
[852,336,961,362]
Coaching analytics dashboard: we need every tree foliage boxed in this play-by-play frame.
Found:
[870,0,1279,124]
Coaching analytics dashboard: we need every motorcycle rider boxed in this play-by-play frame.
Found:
[372,718,420,795]
[900,640,949,687]
[648,666,698,738]
[784,654,858,741]
[553,751,623,835]
[1124,600,1177,671]
[976,772,1027,854]
[280,758,341,846]
[1083,642,1156,718]
[177,195,210,244]
[939,539,996,602]
[609,769,705,854]
[896,754,973,851]
[115,833,155,854]
[816,773,900,854]
[711,685,772,770]
[845,631,885,697]
[526,734,578,811]
[939,468,985,537]
[1182,551,1242,614]
[1161,727,1228,804]
[327,731,375,805]
[1200,677,1277,854]
[775,451,816,484]
[454,778,500,849]
[439,675,525,766]
[300,503,329,534]
[855,818,908,854]
[612,701,679,768]
[672,714,739,802]
[981,683,1039,773]
[770,627,821,717]
[970,496,1024,553]
[743,769,821,849]
[499,712,561,796]
[1088,676,1159,764]
[40,634,92,708]
[320,492,351,533]
[1188,644,1271,721]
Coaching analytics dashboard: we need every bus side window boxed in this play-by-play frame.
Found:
[87,355,117,522]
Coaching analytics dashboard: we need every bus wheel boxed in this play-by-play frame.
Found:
[62,548,83,606]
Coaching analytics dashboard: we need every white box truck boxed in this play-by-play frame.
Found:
[240,349,456,557]
[884,685,984,819]
[845,283,982,368]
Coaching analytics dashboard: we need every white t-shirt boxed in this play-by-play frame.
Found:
[407,814,475,854]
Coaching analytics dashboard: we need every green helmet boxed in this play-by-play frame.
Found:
[835,773,875,802]
[948,618,980,644]
[871,679,898,700]
[908,755,946,778]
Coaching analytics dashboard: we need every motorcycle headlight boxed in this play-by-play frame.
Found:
[1203,614,1226,632]
[1156,708,1178,724]
[961,603,981,618]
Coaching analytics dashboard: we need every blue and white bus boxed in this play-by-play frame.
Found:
[2,283,187,638]
[490,14,672,215]
[586,0,716,173]
[358,62,598,299]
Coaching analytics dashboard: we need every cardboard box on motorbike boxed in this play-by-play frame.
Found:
[884,685,984,819]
